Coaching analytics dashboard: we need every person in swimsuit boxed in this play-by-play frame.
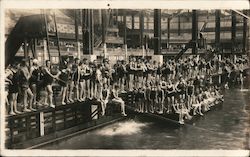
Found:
[68,59,77,102]
[137,87,145,113]
[160,76,167,112]
[110,85,127,116]
[79,58,87,101]
[191,92,202,116]
[100,81,110,116]
[156,62,162,84]
[30,59,39,108]
[157,83,164,114]
[166,80,175,113]
[146,59,154,82]
[36,65,45,106]
[136,58,144,89]
[88,61,95,99]
[44,60,59,108]
[8,63,21,115]
[20,59,34,112]
[5,67,13,114]
[72,58,81,101]
[186,80,194,110]
[121,60,127,92]
[177,99,192,124]
[141,59,147,88]
[59,62,71,105]
[95,64,103,100]
[176,78,186,101]
[145,81,151,113]
[102,59,111,87]
[238,60,244,89]
[128,57,136,91]
[134,88,139,112]
[84,60,92,100]
[150,73,157,113]
[162,62,171,81]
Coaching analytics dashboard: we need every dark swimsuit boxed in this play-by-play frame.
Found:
[30,68,39,85]
[59,69,69,87]
[187,85,194,96]
[102,89,108,99]
[9,71,19,93]
[177,83,186,95]
[167,86,174,97]
[20,68,30,89]
[84,68,91,80]
[150,79,157,100]
[137,64,143,77]
[44,68,54,86]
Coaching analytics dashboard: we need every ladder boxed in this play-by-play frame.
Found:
[43,10,61,65]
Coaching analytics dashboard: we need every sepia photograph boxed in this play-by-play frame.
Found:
[1,0,250,156]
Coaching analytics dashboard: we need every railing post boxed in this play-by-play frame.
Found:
[9,118,14,148]
[63,108,66,129]
[39,112,45,136]
[52,110,56,131]
[74,105,77,125]
[26,116,31,139]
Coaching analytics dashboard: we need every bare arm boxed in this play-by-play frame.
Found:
[105,90,110,101]
[44,68,55,78]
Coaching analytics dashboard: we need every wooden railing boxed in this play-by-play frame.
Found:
[5,101,101,149]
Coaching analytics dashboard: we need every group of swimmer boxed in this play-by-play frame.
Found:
[5,52,249,121]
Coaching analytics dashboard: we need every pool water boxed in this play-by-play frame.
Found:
[39,88,250,149]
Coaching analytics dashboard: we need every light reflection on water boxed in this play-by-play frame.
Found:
[39,88,250,150]
[96,120,150,136]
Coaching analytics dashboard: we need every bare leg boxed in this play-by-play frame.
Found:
[23,89,30,112]
[69,81,74,102]
[31,84,37,107]
[47,85,55,108]
[129,74,134,91]
[86,80,90,99]
[62,87,67,104]
[27,88,34,110]
[9,93,15,115]
[80,81,85,101]
[75,82,80,101]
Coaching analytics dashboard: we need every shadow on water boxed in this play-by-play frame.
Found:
[38,88,250,150]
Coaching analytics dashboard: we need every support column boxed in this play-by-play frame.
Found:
[178,16,181,36]
[131,14,135,30]
[102,9,107,58]
[123,12,128,60]
[154,9,161,55]
[43,39,48,62]
[231,11,236,53]
[243,10,248,53]
[192,10,198,54]
[33,39,37,59]
[90,9,94,54]
[146,17,149,30]
[215,10,221,52]
[75,10,81,59]
[139,11,144,48]
[24,39,28,59]
[115,9,118,25]
[82,9,92,55]
[167,18,170,49]
[248,10,250,54]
